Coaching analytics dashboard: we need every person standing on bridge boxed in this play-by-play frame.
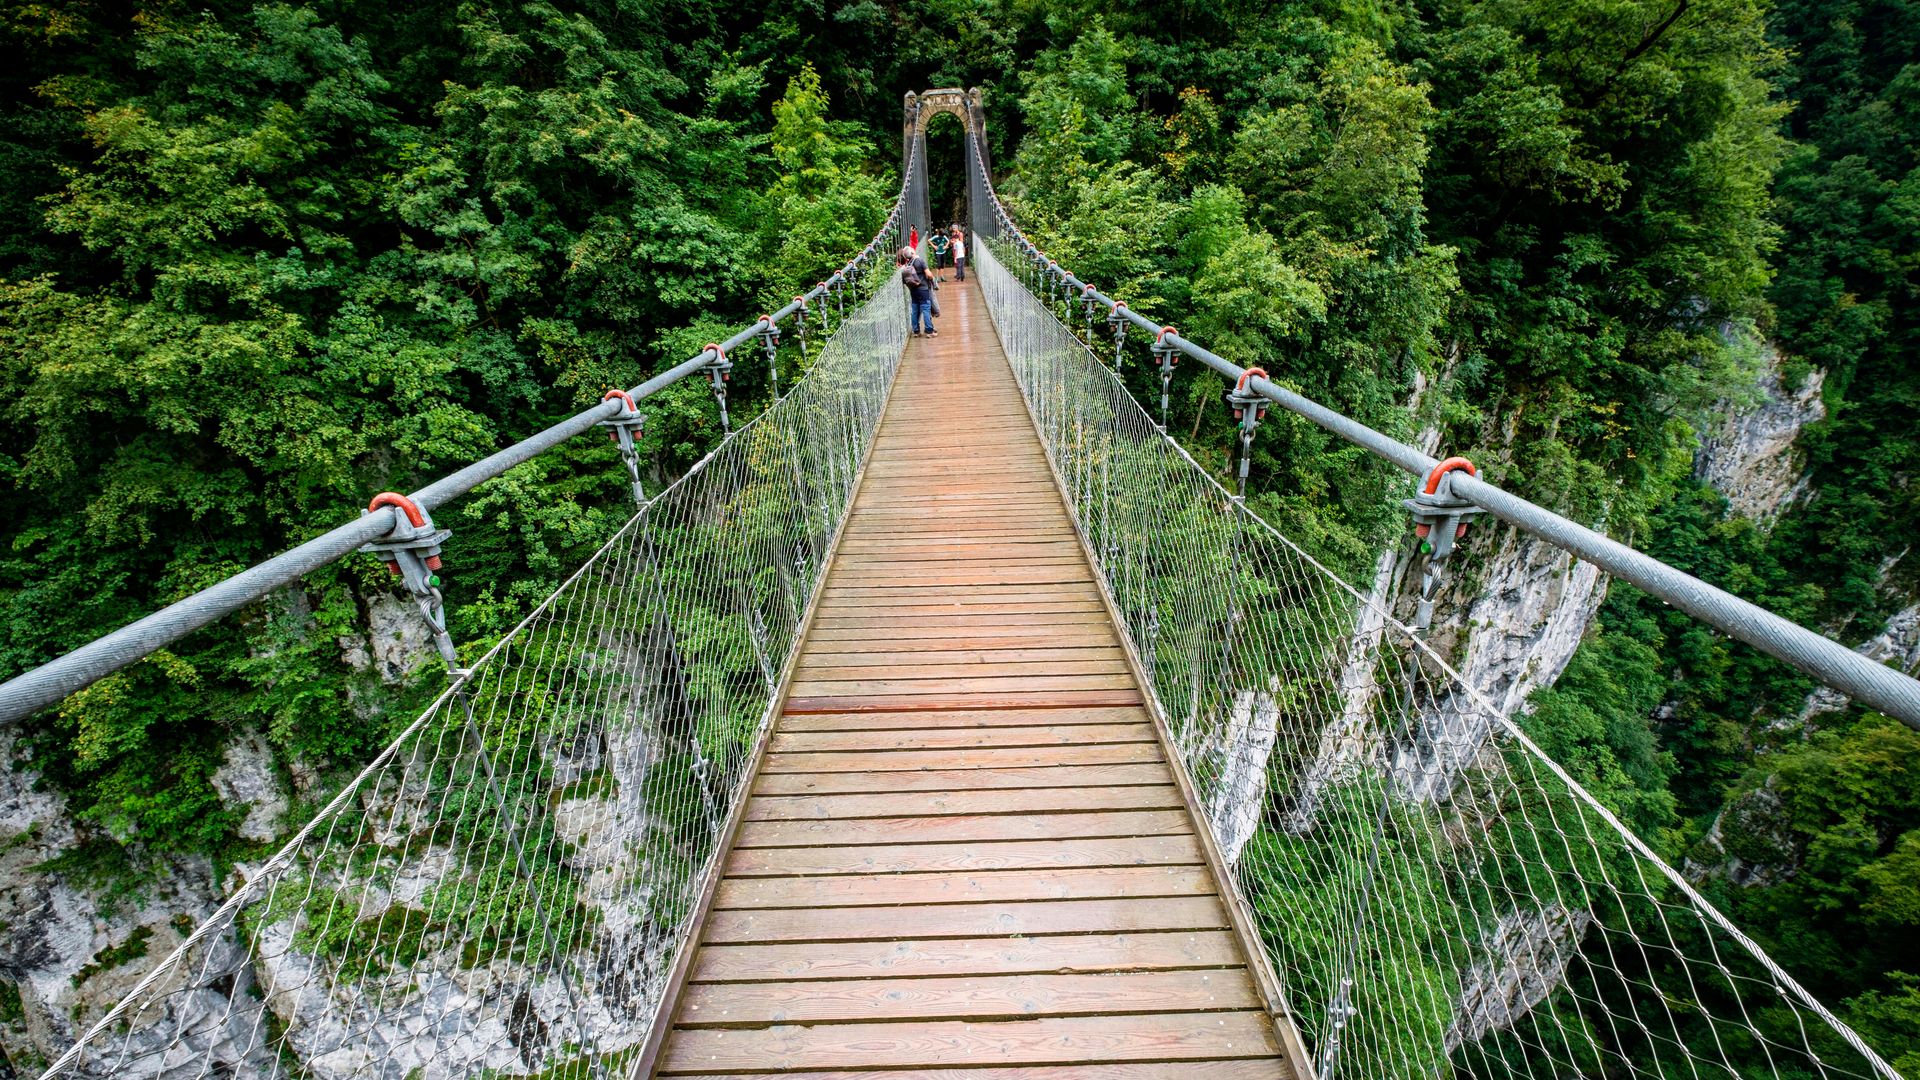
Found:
[950,225,967,281]
[928,228,950,283]
[899,247,936,338]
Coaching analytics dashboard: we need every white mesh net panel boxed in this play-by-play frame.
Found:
[974,234,1904,1080]
[38,270,907,1080]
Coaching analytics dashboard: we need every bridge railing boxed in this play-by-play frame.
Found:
[36,256,909,1080]
[967,135,1920,733]
[0,145,922,727]
[976,233,1904,1080]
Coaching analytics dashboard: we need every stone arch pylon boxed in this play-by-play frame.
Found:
[901,88,995,242]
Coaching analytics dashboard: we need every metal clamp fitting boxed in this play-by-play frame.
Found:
[1401,456,1485,631]
[1223,368,1270,497]
[361,493,461,670]
[1150,325,1180,370]
[600,389,647,505]
[757,315,782,395]
[701,343,734,432]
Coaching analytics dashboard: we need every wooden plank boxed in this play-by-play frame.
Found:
[786,676,1139,697]
[776,706,1148,732]
[835,546,1086,561]
[656,1010,1284,1072]
[797,646,1127,667]
[719,1065,1290,1080]
[811,602,1109,619]
[827,571,1097,589]
[830,554,1089,569]
[753,764,1173,794]
[733,809,1195,848]
[791,662,1132,686]
[688,930,1249,983]
[810,612,1113,629]
[712,865,1217,909]
[673,969,1263,1027]
[700,895,1231,942]
[793,660,1133,678]
[784,690,1144,713]
[725,834,1204,876]
[819,589,1099,606]
[758,742,1161,773]
[804,628,1120,646]
[770,723,1153,753]
[743,785,1184,820]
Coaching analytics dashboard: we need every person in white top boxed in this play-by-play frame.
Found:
[950,226,968,282]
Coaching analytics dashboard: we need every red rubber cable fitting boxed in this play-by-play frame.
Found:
[792,295,807,305]
[1235,367,1269,391]
[703,343,726,360]
[1157,326,1178,344]
[603,389,637,413]
[368,492,426,529]
[1112,301,1128,313]
[1422,456,1478,495]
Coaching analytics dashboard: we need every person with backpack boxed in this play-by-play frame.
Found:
[899,247,936,338]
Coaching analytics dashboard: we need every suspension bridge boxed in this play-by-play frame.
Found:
[9,88,1920,1080]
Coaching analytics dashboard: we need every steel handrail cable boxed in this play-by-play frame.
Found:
[964,129,1920,731]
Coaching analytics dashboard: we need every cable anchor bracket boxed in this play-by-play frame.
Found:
[1402,456,1484,632]
[361,492,462,674]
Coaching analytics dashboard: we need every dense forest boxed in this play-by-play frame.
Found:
[0,0,1916,1073]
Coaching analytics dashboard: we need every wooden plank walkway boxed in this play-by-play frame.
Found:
[650,276,1299,1077]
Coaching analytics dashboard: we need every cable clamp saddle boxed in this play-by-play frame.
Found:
[1401,457,1484,562]
[1401,457,1484,631]
[361,492,458,666]
[1223,366,1269,426]
[599,389,646,440]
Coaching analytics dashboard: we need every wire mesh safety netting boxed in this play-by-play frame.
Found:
[39,270,907,1080]
[974,236,1905,1080]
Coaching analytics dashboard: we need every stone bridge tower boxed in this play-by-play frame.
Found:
[902,87,995,243]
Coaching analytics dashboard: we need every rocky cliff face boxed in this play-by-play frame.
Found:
[1446,903,1593,1052]
[1693,349,1825,525]
[0,730,247,1078]
[0,585,446,1078]
[1198,686,1281,864]
[1397,528,1609,802]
